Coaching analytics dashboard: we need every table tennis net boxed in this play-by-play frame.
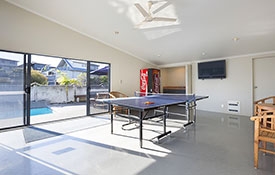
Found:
[134,91,196,101]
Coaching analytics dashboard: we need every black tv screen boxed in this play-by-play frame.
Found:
[198,60,226,79]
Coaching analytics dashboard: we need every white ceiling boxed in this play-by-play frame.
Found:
[6,0,275,67]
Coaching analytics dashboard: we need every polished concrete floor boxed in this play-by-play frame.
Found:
[0,110,274,175]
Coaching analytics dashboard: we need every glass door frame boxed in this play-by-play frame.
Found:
[87,61,110,116]
[0,49,111,129]
[16,52,31,127]
[24,54,31,125]
[0,50,30,130]
[87,61,91,115]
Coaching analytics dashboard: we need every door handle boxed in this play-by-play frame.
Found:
[25,87,30,93]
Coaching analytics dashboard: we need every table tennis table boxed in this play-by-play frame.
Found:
[101,93,208,148]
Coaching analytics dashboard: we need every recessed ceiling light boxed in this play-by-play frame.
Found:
[233,37,240,42]
[202,52,206,56]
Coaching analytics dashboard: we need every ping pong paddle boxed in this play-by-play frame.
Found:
[144,101,154,105]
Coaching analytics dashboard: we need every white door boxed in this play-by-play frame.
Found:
[253,57,275,102]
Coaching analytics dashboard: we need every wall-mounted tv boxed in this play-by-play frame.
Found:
[198,60,226,79]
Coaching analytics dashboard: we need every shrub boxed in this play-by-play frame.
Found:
[31,70,48,85]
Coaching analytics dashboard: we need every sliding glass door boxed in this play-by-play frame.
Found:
[30,55,88,124]
[88,62,110,115]
[0,50,111,129]
[0,51,27,129]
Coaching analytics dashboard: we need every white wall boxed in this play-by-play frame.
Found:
[31,85,81,103]
[0,1,154,96]
[192,54,275,116]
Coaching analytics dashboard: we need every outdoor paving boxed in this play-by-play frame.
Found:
[0,102,109,128]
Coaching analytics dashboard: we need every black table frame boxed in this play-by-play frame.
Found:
[109,96,207,148]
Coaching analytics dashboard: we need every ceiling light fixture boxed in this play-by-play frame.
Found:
[233,37,240,42]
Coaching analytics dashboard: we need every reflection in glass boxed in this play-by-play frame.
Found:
[90,63,110,114]
[0,51,25,128]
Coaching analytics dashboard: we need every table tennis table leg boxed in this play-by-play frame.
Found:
[163,106,167,133]
[111,104,114,134]
[139,111,143,148]
[193,101,197,123]
[155,106,172,141]
[183,102,194,127]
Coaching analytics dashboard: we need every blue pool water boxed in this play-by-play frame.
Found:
[30,107,53,116]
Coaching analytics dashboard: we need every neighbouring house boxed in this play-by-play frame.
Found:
[31,62,47,71]
[57,59,99,79]
[31,59,100,85]
[0,58,22,87]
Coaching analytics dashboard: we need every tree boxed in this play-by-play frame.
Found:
[31,70,48,85]
[99,75,108,87]
[57,73,81,86]
[57,72,81,102]
[77,73,86,86]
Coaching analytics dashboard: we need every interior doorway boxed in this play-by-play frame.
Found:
[253,56,275,101]
[160,65,192,94]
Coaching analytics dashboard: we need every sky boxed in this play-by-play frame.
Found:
[0,51,60,66]
[0,51,106,68]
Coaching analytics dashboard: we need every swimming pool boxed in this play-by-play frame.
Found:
[30,107,53,116]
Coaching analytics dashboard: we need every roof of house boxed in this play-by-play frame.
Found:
[57,59,99,72]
